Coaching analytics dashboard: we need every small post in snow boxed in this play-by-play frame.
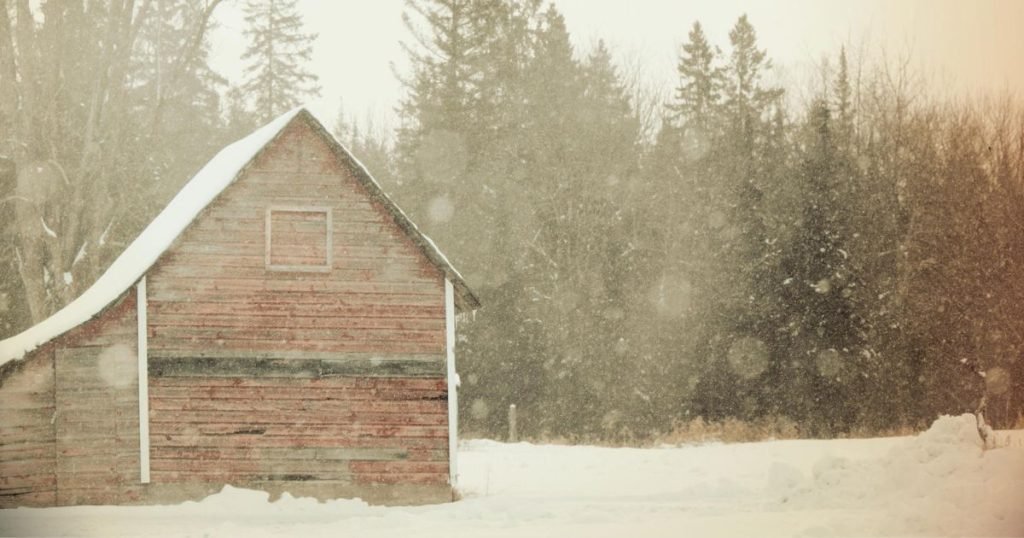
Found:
[508,404,517,443]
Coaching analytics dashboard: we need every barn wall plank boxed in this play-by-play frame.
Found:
[148,356,444,378]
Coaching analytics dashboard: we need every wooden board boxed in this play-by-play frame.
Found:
[149,355,445,378]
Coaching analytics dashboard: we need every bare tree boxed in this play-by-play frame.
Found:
[0,0,224,329]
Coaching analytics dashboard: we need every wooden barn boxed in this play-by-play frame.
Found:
[0,108,479,507]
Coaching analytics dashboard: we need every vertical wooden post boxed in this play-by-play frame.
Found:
[445,279,458,487]
[508,404,517,443]
[136,277,150,484]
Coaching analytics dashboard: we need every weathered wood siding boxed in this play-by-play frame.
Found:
[0,291,139,507]
[148,372,449,490]
[53,291,141,505]
[0,348,56,507]
[146,118,446,358]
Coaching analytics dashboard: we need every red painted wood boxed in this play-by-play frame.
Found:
[149,385,445,402]
[150,435,448,450]
[147,119,447,357]
[148,374,449,486]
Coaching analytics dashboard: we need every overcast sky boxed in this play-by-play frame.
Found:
[210,0,1024,132]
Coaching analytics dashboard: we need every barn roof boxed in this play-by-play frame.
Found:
[0,107,479,366]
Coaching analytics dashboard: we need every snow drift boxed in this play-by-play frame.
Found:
[1,414,1021,537]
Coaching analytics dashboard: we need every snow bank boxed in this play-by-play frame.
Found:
[0,109,302,366]
[783,414,1024,536]
[2,418,1021,537]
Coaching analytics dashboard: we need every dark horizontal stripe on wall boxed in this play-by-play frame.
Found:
[149,355,446,378]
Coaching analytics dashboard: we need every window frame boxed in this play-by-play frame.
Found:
[264,205,333,273]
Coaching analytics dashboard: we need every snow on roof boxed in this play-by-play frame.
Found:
[0,108,303,366]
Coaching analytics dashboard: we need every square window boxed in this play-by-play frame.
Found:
[265,206,332,272]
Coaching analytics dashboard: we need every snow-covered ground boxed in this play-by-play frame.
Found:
[1,414,1021,537]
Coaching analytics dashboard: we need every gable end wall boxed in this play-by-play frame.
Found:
[142,118,452,503]
[146,118,446,358]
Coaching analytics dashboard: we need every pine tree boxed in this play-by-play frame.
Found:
[393,0,514,294]
[519,3,581,201]
[240,0,320,122]
[688,15,786,422]
[523,26,647,437]
[723,14,782,149]
[833,46,854,151]
[579,41,669,435]
[668,21,723,137]
[772,99,861,434]
[131,0,228,204]
[720,14,784,318]
[396,0,488,150]
[397,0,654,438]
[647,20,731,426]
[719,14,782,278]
[395,0,538,438]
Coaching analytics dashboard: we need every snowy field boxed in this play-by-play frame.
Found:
[1,414,1021,537]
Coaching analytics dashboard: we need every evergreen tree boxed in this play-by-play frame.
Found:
[240,0,320,122]
[396,0,490,151]
[833,46,854,150]
[688,15,786,421]
[723,14,782,150]
[773,99,861,434]
[396,0,650,439]
[332,97,396,200]
[524,27,645,438]
[395,0,542,437]
[718,13,782,286]
[130,0,228,205]
[667,21,723,137]
[650,20,729,427]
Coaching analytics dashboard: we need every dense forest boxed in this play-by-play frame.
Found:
[2,0,1022,441]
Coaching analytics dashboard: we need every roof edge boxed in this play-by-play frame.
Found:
[296,110,481,311]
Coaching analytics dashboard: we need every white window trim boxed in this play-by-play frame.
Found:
[265,205,333,272]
